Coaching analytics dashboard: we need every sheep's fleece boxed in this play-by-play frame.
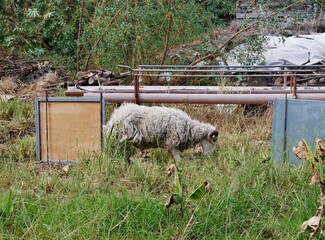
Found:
[104,103,218,158]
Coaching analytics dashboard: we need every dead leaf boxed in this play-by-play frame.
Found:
[58,164,71,177]
[164,194,182,209]
[316,139,325,159]
[309,173,320,185]
[293,139,309,160]
[301,207,322,236]
[167,164,177,176]
[293,139,320,185]
[45,182,54,194]
[164,195,174,209]
[62,165,70,174]
[140,150,151,159]
[204,181,212,194]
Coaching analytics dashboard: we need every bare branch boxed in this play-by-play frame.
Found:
[160,14,173,65]
[84,2,128,70]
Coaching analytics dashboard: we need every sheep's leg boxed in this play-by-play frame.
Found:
[170,148,181,160]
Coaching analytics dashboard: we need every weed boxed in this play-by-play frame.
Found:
[0,102,318,239]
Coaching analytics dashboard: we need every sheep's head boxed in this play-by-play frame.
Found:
[201,130,219,156]
[208,130,219,144]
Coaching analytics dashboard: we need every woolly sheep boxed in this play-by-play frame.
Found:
[104,103,219,159]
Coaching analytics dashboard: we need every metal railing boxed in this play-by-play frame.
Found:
[65,64,325,104]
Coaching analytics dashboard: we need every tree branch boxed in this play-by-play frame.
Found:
[160,14,173,65]
[191,0,304,66]
[76,0,85,71]
[84,2,127,70]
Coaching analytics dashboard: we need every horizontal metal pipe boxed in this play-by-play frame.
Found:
[82,92,325,104]
[138,64,325,69]
[66,86,325,95]
[135,73,324,77]
[134,68,317,73]
[129,65,325,77]
[69,86,325,91]
[67,89,325,95]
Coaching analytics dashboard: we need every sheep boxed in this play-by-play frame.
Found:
[104,103,219,159]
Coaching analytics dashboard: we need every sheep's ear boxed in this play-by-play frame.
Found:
[208,130,219,144]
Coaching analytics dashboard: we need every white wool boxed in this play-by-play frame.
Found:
[104,103,218,158]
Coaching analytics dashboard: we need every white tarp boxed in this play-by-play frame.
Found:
[264,33,325,65]
[225,33,325,66]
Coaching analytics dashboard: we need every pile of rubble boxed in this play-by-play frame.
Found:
[75,69,126,86]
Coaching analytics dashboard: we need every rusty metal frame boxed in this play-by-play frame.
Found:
[65,64,325,104]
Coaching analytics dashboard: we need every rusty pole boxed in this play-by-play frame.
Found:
[134,75,140,104]
[293,76,297,98]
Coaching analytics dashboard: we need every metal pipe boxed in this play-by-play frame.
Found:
[70,85,325,91]
[138,64,325,69]
[66,86,325,95]
[133,68,317,73]
[82,92,325,104]
[123,64,324,78]
[134,73,324,77]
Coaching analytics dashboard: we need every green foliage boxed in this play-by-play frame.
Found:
[196,0,236,26]
[165,164,210,215]
[0,99,35,162]
[3,135,36,162]
[0,101,319,239]
[1,0,80,66]
[0,99,34,144]
[228,35,268,66]
[0,0,235,71]
[78,0,220,71]
[187,182,207,201]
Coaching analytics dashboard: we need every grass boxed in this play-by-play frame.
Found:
[0,99,321,239]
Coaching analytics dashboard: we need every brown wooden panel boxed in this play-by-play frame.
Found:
[39,101,101,161]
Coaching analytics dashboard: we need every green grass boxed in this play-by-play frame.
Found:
[0,100,321,239]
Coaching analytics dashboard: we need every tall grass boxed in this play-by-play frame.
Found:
[0,101,319,239]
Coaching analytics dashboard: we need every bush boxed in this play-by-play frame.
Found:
[0,0,235,71]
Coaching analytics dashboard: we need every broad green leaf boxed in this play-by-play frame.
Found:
[187,182,208,201]
[172,194,182,205]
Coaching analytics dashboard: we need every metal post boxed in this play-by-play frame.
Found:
[293,76,297,98]
[134,75,140,105]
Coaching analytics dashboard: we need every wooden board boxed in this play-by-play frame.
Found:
[39,101,102,161]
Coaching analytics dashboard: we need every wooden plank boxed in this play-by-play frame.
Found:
[39,101,101,161]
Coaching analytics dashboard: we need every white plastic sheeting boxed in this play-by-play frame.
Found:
[264,33,325,65]
[225,33,325,66]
